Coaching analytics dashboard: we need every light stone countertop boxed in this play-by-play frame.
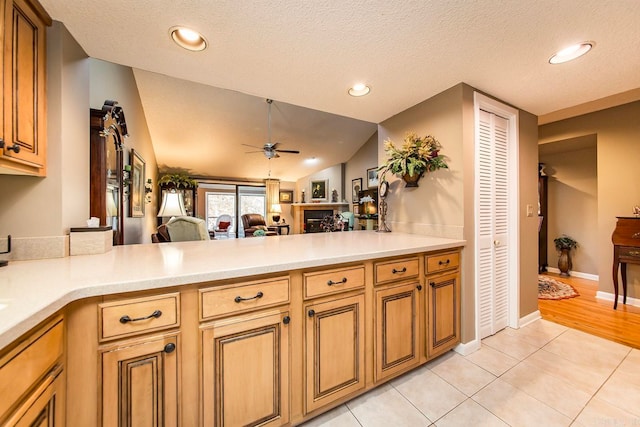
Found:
[0,231,464,350]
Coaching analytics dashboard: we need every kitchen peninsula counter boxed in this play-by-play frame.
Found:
[0,231,464,350]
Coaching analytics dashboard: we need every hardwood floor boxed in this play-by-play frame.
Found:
[538,272,640,349]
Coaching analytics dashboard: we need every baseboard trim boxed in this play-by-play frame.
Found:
[546,267,598,281]
[519,310,541,327]
[596,291,640,308]
[454,339,481,356]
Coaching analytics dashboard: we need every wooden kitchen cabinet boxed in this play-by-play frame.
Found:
[0,317,64,426]
[374,281,420,382]
[304,294,365,413]
[101,332,180,427]
[201,309,290,426]
[425,251,461,358]
[0,0,51,176]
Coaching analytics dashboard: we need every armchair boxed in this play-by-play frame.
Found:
[165,216,210,242]
[241,214,277,237]
[214,214,233,239]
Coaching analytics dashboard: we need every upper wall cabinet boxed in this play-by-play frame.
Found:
[0,0,51,176]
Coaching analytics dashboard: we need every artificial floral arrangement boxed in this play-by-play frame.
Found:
[554,235,578,251]
[378,132,448,185]
[158,173,197,188]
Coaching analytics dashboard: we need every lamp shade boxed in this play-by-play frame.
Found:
[271,203,282,214]
[158,190,187,217]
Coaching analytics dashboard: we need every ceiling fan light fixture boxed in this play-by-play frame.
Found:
[170,26,207,51]
[549,41,594,64]
[348,83,371,97]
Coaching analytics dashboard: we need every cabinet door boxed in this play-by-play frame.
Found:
[202,310,290,427]
[101,333,179,427]
[305,294,365,413]
[427,272,460,358]
[375,282,420,381]
[2,0,47,169]
[4,367,64,427]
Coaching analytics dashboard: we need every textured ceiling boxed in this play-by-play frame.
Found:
[39,0,640,180]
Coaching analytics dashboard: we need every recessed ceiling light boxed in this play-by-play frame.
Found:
[348,83,371,97]
[549,41,594,64]
[170,26,207,51]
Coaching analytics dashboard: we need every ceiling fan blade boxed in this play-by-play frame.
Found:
[244,150,263,154]
[275,149,300,154]
[242,143,264,150]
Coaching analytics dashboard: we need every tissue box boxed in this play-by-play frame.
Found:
[70,226,113,255]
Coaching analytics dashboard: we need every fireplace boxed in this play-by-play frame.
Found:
[304,210,332,233]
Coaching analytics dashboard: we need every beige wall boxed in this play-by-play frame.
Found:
[345,132,378,208]
[379,83,539,344]
[0,23,158,255]
[295,164,344,204]
[90,59,159,244]
[0,22,89,243]
[540,142,598,275]
[539,101,640,298]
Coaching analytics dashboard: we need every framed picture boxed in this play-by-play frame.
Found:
[367,167,379,189]
[353,204,359,214]
[129,149,146,217]
[310,179,328,201]
[279,190,293,204]
[351,178,362,203]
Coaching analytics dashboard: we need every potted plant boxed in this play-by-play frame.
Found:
[158,173,197,189]
[554,234,578,276]
[378,132,448,187]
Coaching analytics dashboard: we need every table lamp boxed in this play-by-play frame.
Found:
[158,190,186,219]
[271,203,282,224]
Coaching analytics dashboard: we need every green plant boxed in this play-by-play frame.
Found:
[554,235,578,251]
[378,132,448,179]
[158,173,197,188]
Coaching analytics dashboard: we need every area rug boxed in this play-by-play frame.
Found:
[538,275,579,300]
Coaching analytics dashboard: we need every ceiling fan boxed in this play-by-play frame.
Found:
[243,99,300,159]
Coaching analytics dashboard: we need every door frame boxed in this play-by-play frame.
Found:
[473,92,520,340]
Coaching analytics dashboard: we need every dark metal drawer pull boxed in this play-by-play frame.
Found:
[164,343,176,353]
[430,281,436,287]
[283,316,291,325]
[416,285,423,291]
[308,309,315,317]
[392,267,407,274]
[234,291,264,303]
[438,259,451,266]
[120,309,162,324]
[0,140,20,153]
[327,277,347,286]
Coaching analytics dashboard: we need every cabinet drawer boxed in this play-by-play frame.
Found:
[426,252,460,274]
[0,318,63,420]
[375,257,419,285]
[619,246,640,260]
[99,293,180,341]
[304,265,365,299]
[200,277,290,321]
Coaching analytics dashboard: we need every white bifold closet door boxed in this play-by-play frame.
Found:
[477,109,510,339]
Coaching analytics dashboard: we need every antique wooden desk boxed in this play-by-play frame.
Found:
[611,217,640,309]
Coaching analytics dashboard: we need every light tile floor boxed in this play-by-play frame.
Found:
[301,319,640,426]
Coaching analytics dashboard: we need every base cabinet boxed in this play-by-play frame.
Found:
[374,282,420,381]
[7,368,63,427]
[101,333,179,427]
[426,272,460,358]
[202,310,290,427]
[304,294,365,413]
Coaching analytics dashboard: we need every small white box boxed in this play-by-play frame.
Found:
[70,227,113,256]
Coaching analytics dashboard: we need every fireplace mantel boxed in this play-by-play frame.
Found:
[292,203,349,234]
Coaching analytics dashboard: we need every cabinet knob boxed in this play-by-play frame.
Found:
[308,309,315,317]
[0,140,20,153]
[283,316,291,325]
[416,285,423,291]
[163,343,176,354]
[392,267,407,274]
[429,281,436,287]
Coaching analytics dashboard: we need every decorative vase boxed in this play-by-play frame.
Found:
[402,173,422,187]
[558,248,572,276]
